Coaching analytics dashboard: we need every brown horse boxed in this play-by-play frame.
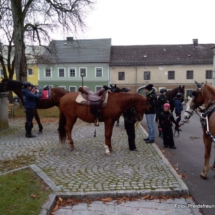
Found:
[184,81,215,179]
[58,91,149,155]
[0,78,68,133]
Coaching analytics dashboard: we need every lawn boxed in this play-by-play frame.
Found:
[0,106,58,214]
[0,168,52,215]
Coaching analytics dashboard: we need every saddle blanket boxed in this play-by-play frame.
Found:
[76,91,109,107]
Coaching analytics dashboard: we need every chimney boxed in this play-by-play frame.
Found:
[67,37,73,41]
[193,39,198,46]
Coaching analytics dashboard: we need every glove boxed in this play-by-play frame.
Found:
[158,126,162,131]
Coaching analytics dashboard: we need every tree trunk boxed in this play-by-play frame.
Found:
[11,0,27,82]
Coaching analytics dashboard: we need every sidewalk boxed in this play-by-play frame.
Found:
[0,117,202,215]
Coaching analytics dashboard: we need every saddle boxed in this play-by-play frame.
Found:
[76,86,108,126]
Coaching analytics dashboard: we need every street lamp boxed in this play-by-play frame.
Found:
[81,71,85,87]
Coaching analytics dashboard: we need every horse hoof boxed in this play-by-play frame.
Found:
[105,152,110,156]
[200,174,207,179]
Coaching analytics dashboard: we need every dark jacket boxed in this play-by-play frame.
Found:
[145,90,157,114]
[173,98,183,115]
[22,88,42,109]
[158,111,177,129]
[123,107,137,124]
[157,94,168,111]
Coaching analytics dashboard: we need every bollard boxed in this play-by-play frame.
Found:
[0,92,9,129]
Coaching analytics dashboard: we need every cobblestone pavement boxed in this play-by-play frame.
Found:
[0,117,202,215]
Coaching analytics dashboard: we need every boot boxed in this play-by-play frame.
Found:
[26,122,36,138]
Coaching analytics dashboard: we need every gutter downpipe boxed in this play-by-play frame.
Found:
[135,65,137,92]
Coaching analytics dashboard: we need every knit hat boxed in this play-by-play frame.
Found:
[163,103,170,109]
[144,84,153,91]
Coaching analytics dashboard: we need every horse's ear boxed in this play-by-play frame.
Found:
[114,84,116,88]
[194,81,202,88]
[182,85,185,89]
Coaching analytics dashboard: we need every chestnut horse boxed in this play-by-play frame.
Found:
[0,78,68,133]
[184,81,215,179]
[58,91,149,155]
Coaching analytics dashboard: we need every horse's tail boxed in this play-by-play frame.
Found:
[58,110,67,143]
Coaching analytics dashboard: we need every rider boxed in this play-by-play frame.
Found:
[156,88,168,137]
[22,81,42,138]
[173,93,183,130]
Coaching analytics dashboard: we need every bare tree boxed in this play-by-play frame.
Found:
[0,0,95,81]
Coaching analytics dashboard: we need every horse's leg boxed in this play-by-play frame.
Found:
[104,119,115,156]
[34,109,43,133]
[200,134,212,179]
[65,117,77,150]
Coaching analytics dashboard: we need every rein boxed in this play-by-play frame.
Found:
[186,99,215,142]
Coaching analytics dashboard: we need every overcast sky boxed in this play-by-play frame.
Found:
[53,0,215,45]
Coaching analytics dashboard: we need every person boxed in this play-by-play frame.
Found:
[173,92,183,130]
[123,107,138,151]
[143,84,157,143]
[156,88,168,137]
[158,103,179,149]
[22,81,42,138]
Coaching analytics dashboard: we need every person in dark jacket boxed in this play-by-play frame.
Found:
[22,81,42,138]
[156,88,168,137]
[123,107,137,151]
[143,84,157,143]
[173,93,183,130]
[158,103,179,149]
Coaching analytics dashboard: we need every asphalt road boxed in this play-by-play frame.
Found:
[141,110,215,215]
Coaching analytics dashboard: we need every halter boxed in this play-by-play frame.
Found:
[187,87,215,143]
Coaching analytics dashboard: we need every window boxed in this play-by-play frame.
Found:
[80,68,86,77]
[96,68,103,77]
[206,70,212,79]
[45,68,51,77]
[144,71,150,80]
[58,68,65,77]
[69,68,76,77]
[96,86,102,91]
[0,68,3,77]
[168,71,175,79]
[186,70,193,79]
[118,72,125,80]
[69,86,76,92]
[27,68,33,76]
[186,90,194,98]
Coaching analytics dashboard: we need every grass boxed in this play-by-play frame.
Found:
[0,168,52,215]
[11,106,60,118]
[0,106,59,214]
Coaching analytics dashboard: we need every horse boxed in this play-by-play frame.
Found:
[0,78,68,133]
[103,84,131,126]
[58,91,149,155]
[184,81,215,179]
[166,85,185,112]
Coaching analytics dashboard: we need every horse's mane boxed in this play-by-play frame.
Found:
[112,92,145,109]
[166,86,183,99]
[3,79,23,88]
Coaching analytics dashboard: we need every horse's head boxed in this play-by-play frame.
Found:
[109,84,122,92]
[178,85,185,103]
[184,96,194,119]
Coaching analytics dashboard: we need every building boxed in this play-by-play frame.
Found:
[110,39,214,97]
[38,37,111,92]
